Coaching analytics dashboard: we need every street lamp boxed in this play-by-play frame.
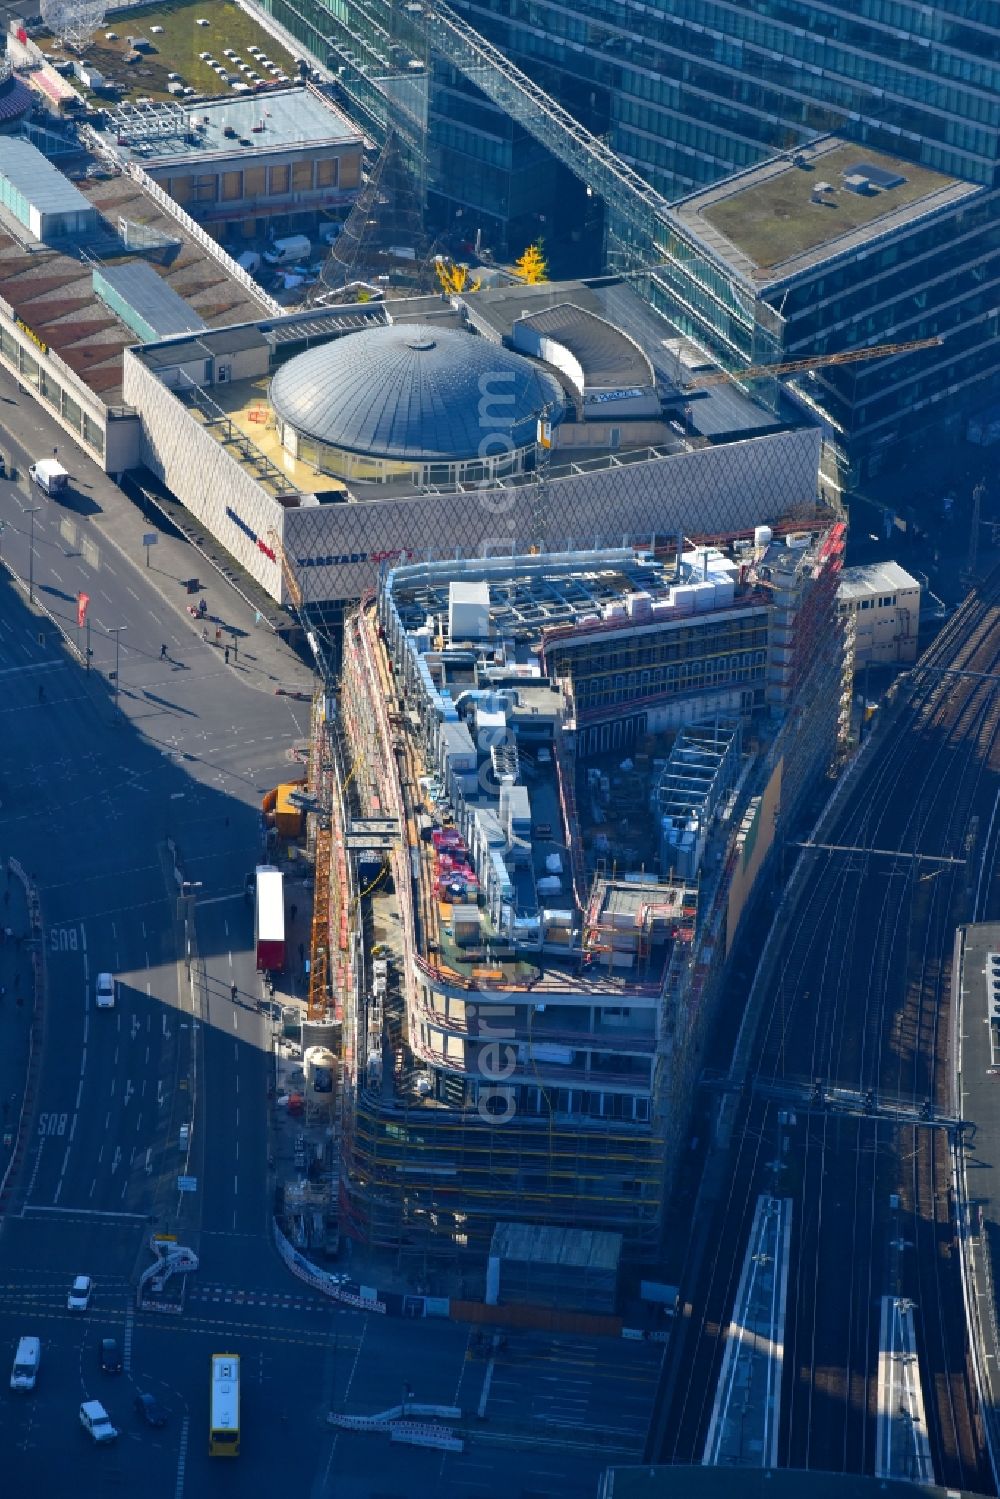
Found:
[110,624,127,711]
[22,505,38,605]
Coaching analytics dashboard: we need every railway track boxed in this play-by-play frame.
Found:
[651,568,1000,1487]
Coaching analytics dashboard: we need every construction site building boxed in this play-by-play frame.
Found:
[334,529,844,1262]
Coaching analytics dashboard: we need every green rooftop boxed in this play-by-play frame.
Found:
[698,143,955,273]
[35,0,297,105]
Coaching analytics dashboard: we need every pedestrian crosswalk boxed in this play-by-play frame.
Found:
[187,1283,324,1310]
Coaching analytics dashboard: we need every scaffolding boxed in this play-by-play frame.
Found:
[306,693,334,1023]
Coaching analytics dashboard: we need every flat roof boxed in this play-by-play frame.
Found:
[98,85,360,165]
[0,136,92,220]
[672,136,980,289]
[466,277,783,437]
[0,167,269,406]
[491,1222,623,1270]
[838,560,921,602]
[95,259,206,337]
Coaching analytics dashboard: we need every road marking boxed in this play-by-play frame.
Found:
[111,1145,121,1173]
[124,1309,134,1373]
[157,1080,164,1108]
[233,1010,238,1030]
[25,1137,44,1201]
[79,1048,86,1075]
[22,1204,149,1219]
[145,1147,152,1174]
[233,1174,238,1196]
[75,1080,83,1109]
[174,1415,189,1499]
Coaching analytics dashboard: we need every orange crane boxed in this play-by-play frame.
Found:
[266,527,303,612]
[685,334,943,392]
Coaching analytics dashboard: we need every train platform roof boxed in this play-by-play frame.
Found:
[600,1468,990,1498]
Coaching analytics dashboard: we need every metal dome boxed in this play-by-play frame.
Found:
[269,322,564,462]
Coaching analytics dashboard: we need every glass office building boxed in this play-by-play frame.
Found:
[265,0,999,478]
[438,0,1000,477]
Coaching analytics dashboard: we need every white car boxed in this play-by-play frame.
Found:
[67,1275,92,1312]
[95,973,115,1010]
[80,1400,117,1443]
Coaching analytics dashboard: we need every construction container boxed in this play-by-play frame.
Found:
[275,781,305,838]
[452,903,481,946]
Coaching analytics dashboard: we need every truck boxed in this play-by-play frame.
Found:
[254,865,285,972]
[263,234,311,267]
[28,459,69,496]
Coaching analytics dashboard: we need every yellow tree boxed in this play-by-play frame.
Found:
[515,241,548,284]
[434,258,481,295]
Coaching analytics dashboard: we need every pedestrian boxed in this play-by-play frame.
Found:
[231,980,238,1003]
[160,643,168,659]
[224,646,230,665]
[202,627,209,642]
[289,903,297,924]
[215,626,222,643]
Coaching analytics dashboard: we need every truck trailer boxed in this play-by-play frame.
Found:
[254,865,285,972]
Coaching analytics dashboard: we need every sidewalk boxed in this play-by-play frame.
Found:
[0,358,316,701]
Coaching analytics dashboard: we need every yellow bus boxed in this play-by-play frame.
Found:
[209,1353,240,1456]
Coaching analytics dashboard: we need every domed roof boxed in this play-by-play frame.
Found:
[269,322,564,463]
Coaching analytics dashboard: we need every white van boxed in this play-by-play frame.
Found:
[263,233,311,267]
[28,459,69,495]
[95,973,115,1009]
[10,1336,40,1391]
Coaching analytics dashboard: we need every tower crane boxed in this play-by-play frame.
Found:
[683,335,943,393]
